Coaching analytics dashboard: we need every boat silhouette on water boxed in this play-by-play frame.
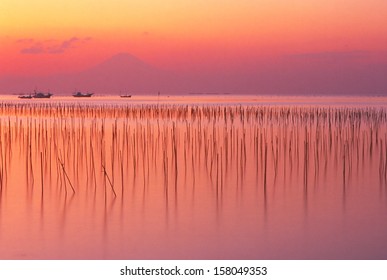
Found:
[33,91,53,98]
[73,91,94,97]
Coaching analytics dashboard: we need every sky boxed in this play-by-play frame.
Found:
[1,0,387,93]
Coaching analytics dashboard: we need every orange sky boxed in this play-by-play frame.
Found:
[1,0,387,76]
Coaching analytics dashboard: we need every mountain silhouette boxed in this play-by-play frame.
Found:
[92,52,157,73]
[3,52,385,95]
[75,53,169,93]
[0,53,179,94]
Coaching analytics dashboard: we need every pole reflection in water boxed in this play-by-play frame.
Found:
[0,101,386,259]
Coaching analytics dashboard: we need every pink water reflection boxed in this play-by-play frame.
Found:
[0,96,387,259]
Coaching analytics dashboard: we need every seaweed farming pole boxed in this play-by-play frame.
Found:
[40,152,44,198]
[58,157,76,194]
[102,164,117,197]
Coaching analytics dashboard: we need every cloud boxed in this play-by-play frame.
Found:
[20,45,45,54]
[46,37,79,53]
[60,37,79,49]
[19,37,91,54]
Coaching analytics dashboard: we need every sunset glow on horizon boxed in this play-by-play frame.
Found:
[2,0,387,265]
[1,0,387,94]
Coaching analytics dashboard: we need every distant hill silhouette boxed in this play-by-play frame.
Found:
[0,53,182,94]
[1,52,387,95]
[74,53,172,93]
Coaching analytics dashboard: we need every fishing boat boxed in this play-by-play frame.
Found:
[120,94,132,98]
[33,91,53,98]
[73,91,94,97]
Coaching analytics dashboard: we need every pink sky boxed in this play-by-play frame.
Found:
[1,0,387,94]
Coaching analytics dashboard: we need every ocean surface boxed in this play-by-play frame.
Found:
[0,94,386,259]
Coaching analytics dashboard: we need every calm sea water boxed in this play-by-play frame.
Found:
[0,95,387,259]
